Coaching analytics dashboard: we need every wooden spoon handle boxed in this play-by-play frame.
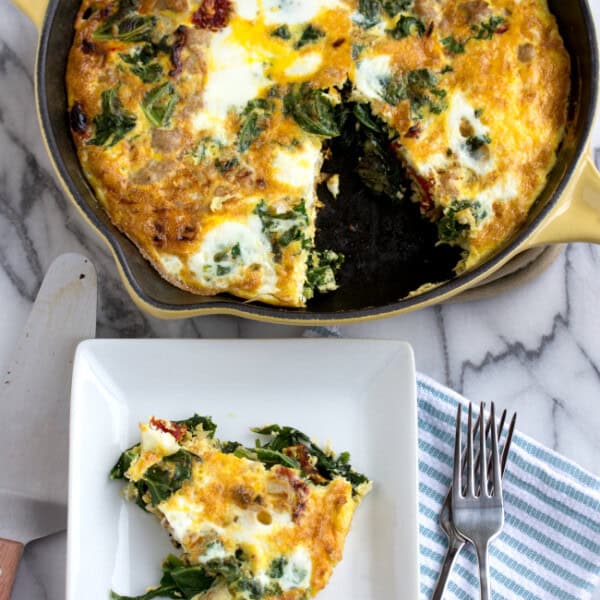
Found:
[0,538,24,600]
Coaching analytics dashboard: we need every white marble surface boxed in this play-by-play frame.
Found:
[1,0,600,597]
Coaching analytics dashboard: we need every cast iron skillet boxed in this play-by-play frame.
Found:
[30,0,600,322]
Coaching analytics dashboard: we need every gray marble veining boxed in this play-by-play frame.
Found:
[1,0,600,597]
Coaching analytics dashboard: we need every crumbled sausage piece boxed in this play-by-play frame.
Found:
[459,118,475,138]
[151,129,183,153]
[459,0,491,23]
[518,43,536,62]
[413,0,443,24]
[177,224,197,242]
[170,25,188,77]
[131,160,177,185]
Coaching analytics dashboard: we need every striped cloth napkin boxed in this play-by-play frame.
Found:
[306,328,600,599]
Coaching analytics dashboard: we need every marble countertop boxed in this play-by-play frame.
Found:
[2,1,600,597]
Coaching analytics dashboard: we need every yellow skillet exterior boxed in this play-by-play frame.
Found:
[522,156,600,248]
[10,0,47,28]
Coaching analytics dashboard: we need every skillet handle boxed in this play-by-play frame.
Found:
[10,0,48,29]
[523,153,600,248]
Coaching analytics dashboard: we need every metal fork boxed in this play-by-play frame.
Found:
[451,402,506,600]
[431,409,515,600]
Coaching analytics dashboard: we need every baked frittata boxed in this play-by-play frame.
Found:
[67,0,570,306]
[110,415,371,600]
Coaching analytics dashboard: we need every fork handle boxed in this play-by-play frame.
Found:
[476,543,492,600]
[431,536,465,600]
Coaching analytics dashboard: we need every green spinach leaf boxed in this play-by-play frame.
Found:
[174,414,217,438]
[109,444,140,480]
[94,0,156,43]
[380,68,447,118]
[356,131,405,200]
[472,15,507,40]
[294,24,325,49]
[238,98,273,152]
[353,103,385,133]
[356,0,382,28]
[441,35,466,54]
[135,449,193,507]
[141,82,179,127]
[381,0,413,16]
[230,445,301,470]
[437,199,488,243]
[388,15,425,39]
[120,45,163,83]
[303,250,344,300]
[215,157,239,173]
[357,0,413,27]
[87,87,137,147]
[110,554,214,600]
[252,423,369,495]
[271,24,291,39]
[283,83,341,137]
[254,199,310,256]
[465,134,491,156]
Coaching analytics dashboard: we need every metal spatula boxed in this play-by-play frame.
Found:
[0,254,97,600]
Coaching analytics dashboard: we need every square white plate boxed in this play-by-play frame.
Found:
[67,339,418,600]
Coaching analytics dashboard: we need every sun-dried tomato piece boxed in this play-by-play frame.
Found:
[69,102,88,134]
[192,0,232,31]
[273,465,310,521]
[283,445,328,485]
[150,417,187,442]
[170,25,188,77]
[406,166,435,213]
[405,124,422,139]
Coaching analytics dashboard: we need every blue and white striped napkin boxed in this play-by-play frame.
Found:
[307,328,600,599]
[417,375,600,600]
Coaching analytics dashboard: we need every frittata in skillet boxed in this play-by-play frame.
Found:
[110,415,371,600]
[67,0,570,306]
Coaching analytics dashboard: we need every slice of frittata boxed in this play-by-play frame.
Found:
[110,415,371,600]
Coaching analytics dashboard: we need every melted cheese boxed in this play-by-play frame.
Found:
[353,55,392,101]
[188,218,277,294]
[202,27,269,121]
[272,141,322,194]
[140,425,180,455]
[262,0,339,26]
[446,92,494,176]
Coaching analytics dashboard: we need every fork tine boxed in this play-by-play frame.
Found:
[479,402,488,497]
[453,403,462,500]
[466,403,475,496]
[491,402,502,498]
[501,412,517,476]
[498,409,507,443]
[476,408,507,497]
